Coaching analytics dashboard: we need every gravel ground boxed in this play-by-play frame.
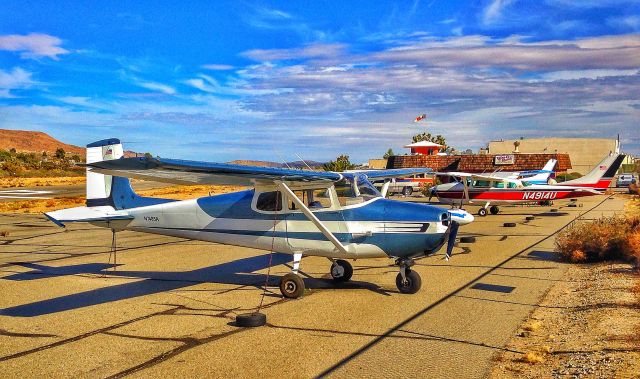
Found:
[490,261,640,378]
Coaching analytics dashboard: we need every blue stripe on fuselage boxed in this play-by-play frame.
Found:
[196,190,448,223]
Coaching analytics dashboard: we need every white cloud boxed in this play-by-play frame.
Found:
[201,64,234,70]
[135,81,176,95]
[536,69,639,81]
[0,33,69,59]
[374,33,640,70]
[0,67,34,97]
[243,43,347,61]
[482,0,515,25]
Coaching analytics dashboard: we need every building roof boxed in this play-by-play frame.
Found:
[403,141,443,148]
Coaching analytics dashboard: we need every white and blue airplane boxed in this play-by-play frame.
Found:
[490,159,557,185]
[45,138,473,298]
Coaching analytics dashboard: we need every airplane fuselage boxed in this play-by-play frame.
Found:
[116,189,451,260]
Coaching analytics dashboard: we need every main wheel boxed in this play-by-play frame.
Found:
[330,259,353,282]
[395,269,422,294]
[402,186,413,196]
[490,205,500,215]
[478,208,487,217]
[279,273,305,299]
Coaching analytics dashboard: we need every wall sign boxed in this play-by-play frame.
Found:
[494,154,515,165]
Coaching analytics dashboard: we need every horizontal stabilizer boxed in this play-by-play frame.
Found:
[44,206,133,228]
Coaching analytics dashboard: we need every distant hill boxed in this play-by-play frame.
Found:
[0,129,84,156]
[228,159,325,169]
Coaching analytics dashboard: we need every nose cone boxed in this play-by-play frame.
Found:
[448,209,474,225]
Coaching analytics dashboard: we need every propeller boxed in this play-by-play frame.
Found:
[444,221,459,261]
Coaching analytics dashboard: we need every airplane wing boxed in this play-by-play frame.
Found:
[86,157,343,186]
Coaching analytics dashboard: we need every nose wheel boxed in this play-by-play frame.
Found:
[395,259,422,294]
[330,259,353,282]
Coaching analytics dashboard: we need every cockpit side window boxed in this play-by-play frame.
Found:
[357,179,382,201]
[256,191,282,211]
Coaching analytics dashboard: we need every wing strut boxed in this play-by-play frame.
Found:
[276,181,349,256]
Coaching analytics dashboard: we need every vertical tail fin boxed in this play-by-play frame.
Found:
[521,159,557,184]
[85,138,172,210]
[86,138,124,207]
[560,153,625,190]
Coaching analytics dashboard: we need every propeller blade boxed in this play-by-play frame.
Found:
[445,221,459,261]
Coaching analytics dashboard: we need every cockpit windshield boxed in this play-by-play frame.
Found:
[334,175,381,206]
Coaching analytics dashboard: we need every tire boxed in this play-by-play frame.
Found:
[330,259,353,282]
[478,208,487,217]
[459,236,476,243]
[396,269,422,294]
[236,312,266,327]
[402,186,413,196]
[490,205,500,215]
[279,273,305,299]
[503,222,516,227]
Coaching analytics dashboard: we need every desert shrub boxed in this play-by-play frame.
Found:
[555,215,640,263]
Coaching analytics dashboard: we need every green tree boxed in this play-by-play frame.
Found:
[55,148,66,159]
[383,148,394,159]
[144,152,153,158]
[323,154,356,172]
[2,161,23,176]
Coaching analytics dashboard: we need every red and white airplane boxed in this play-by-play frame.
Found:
[429,153,625,216]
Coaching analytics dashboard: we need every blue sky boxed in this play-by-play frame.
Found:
[1,0,639,162]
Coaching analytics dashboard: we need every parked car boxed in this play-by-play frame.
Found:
[616,173,637,187]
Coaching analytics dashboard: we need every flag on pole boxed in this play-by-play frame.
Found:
[414,114,427,123]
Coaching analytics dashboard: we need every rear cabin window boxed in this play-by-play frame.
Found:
[256,191,282,212]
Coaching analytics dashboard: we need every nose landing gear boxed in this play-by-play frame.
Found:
[395,259,422,294]
[330,259,353,282]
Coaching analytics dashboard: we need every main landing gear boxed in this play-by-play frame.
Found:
[278,255,354,299]
[477,204,500,216]
[395,258,422,294]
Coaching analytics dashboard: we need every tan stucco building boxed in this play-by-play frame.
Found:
[488,138,619,175]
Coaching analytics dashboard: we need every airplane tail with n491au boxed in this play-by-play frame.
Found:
[45,138,473,297]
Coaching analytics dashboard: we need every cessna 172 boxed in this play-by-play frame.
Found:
[430,153,625,216]
[45,139,473,298]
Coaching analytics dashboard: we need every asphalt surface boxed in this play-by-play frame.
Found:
[0,195,628,378]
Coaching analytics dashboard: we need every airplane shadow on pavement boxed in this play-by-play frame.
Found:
[0,253,385,317]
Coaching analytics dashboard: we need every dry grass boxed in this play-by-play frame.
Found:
[0,176,85,188]
[0,183,244,214]
[522,320,543,332]
[519,351,545,364]
[555,215,640,263]
[137,184,244,200]
[0,230,9,237]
